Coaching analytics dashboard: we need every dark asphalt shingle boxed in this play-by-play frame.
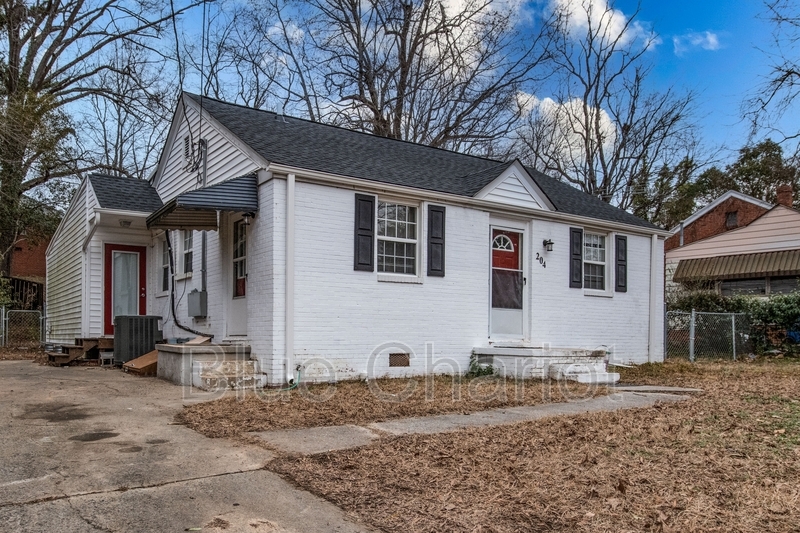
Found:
[89,174,163,213]
[187,93,658,230]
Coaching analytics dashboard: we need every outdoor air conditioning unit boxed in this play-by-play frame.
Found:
[114,315,163,365]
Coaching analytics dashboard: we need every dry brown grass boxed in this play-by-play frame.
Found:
[0,347,44,361]
[178,375,605,438]
[270,360,800,533]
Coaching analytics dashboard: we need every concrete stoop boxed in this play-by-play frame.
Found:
[156,343,267,390]
[194,360,267,391]
[473,346,618,382]
[548,362,620,384]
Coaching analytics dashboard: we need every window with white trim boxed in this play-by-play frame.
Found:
[161,239,170,292]
[377,201,418,275]
[182,230,193,274]
[233,220,247,297]
[583,232,606,291]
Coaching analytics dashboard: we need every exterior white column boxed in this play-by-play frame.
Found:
[285,173,296,383]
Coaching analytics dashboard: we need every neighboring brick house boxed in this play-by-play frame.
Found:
[666,186,799,298]
[665,191,774,252]
[4,235,50,310]
[47,92,668,387]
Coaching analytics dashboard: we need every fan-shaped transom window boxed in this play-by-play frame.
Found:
[492,234,514,252]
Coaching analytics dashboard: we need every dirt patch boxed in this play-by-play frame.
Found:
[178,376,605,438]
[0,347,45,362]
[271,360,800,533]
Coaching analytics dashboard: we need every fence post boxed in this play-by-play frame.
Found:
[0,306,4,348]
[731,314,737,361]
[689,308,696,362]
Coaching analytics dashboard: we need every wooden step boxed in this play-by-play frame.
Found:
[122,350,158,376]
[76,337,113,350]
[46,350,85,366]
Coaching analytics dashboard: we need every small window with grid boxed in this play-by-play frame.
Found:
[583,233,606,291]
[233,220,247,297]
[161,239,170,292]
[182,230,193,274]
[377,202,418,275]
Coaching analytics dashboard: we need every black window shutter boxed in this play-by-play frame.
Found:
[354,194,375,271]
[427,204,446,277]
[569,227,583,288]
[615,235,628,292]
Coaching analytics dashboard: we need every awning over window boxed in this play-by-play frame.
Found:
[673,250,800,282]
[146,174,258,230]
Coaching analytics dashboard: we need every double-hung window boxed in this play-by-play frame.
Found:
[583,232,606,291]
[377,202,418,275]
[570,227,627,293]
[182,230,193,275]
[233,220,247,297]
[161,239,170,292]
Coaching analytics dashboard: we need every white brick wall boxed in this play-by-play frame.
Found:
[528,219,659,364]
[288,182,490,383]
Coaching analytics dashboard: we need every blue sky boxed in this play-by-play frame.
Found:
[612,0,796,160]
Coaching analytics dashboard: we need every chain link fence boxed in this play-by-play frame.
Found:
[666,310,751,361]
[1,307,44,348]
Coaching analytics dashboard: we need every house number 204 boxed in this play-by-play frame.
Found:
[535,253,546,268]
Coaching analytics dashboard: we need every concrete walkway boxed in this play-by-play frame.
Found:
[252,389,697,455]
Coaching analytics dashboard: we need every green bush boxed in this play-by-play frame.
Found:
[0,277,12,308]
[669,290,800,354]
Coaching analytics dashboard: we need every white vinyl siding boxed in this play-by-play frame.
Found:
[667,206,800,261]
[155,103,261,203]
[482,175,543,210]
[45,181,88,343]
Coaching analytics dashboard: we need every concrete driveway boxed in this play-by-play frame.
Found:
[0,361,371,533]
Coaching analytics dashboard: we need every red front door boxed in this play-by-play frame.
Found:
[104,244,147,335]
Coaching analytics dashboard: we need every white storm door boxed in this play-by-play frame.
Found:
[490,228,524,338]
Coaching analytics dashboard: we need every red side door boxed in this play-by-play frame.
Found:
[104,244,147,335]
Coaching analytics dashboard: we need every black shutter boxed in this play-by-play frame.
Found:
[354,194,375,271]
[427,204,446,277]
[569,227,583,288]
[615,235,628,292]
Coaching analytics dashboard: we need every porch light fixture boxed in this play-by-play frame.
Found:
[242,212,255,226]
[542,239,554,252]
[119,220,132,228]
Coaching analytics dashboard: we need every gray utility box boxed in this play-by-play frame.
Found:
[114,315,163,365]
[188,289,208,318]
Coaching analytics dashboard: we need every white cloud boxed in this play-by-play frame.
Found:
[672,31,721,56]
[551,0,661,50]
[518,90,617,167]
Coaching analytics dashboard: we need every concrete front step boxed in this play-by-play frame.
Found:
[473,346,610,380]
[549,363,620,384]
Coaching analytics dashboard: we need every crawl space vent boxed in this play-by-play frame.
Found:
[389,353,410,367]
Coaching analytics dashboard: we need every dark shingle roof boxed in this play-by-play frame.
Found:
[525,167,659,229]
[187,93,658,230]
[89,174,163,213]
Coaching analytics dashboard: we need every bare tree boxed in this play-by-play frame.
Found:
[0,0,200,275]
[745,0,800,143]
[201,0,553,155]
[514,1,697,209]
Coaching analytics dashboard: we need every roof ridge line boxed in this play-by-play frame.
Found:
[184,92,505,165]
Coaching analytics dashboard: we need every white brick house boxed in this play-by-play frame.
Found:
[47,93,667,386]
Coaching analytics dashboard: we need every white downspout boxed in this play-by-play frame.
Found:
[285,173,296,384]
[648,234,661,363]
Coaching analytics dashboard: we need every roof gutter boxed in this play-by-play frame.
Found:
[266,163,670,238]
